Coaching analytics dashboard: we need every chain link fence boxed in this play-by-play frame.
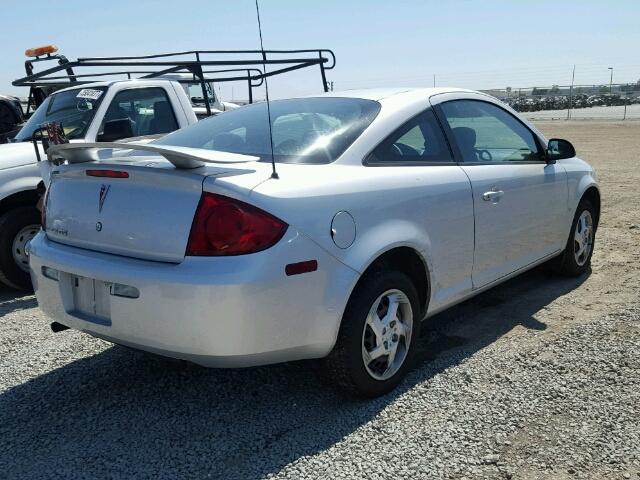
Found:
[481,83,640,120]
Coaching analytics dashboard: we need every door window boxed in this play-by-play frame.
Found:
[440,100,541,162]
[367,109,452,164]
[100,88,178,137]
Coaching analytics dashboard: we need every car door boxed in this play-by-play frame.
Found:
[432,96,568,288]
[364,108,475,312]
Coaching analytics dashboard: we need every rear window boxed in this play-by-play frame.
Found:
[155,97,381,164]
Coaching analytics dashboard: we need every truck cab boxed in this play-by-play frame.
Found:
[0,79,197,290]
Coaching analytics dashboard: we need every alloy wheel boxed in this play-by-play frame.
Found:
[361,289,413,381]
[574,210,594,267]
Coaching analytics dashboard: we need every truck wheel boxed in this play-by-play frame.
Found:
[0,207,41,291]
[323,270,421,397]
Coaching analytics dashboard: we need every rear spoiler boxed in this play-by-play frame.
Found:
[46,142,259,169]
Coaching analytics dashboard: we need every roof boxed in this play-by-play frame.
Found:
[55,81,116,93]
[303,87,478,101]
[53,78,179,94]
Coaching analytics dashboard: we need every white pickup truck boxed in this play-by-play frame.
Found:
[0,78,201,289]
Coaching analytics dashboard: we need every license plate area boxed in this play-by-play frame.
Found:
[66,274,112,326]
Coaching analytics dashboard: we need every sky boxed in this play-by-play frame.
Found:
[2,0,640,101]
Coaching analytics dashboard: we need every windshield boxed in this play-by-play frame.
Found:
[14,87,107,142]
[154,97,381,164]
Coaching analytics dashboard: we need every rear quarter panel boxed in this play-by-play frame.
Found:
[249,163,475,313]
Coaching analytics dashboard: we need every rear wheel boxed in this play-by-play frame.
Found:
[0,207,40,291]
[324,270,421,397]
[555,199,596,276]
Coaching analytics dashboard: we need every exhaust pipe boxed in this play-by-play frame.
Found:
[51,322,69,333]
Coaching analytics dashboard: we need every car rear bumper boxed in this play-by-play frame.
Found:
[28,230,358,367]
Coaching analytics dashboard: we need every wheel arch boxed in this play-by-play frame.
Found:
[580,185,601,228]
[349,246,431,318]
[0,189,40,218]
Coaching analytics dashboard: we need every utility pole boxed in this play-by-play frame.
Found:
[608,67,614,94]
[568,64,575,120]
[433,74,436,88]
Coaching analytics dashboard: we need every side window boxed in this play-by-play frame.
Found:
[440,100,541,163]
[101,88,178,138]
[367,109,452,164]
[187,81,216,107]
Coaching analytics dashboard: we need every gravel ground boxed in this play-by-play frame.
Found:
[1,121,639,479]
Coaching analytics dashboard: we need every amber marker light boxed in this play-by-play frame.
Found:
[25,45,58,57]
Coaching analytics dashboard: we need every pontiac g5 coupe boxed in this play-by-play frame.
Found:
[29,88,599,397]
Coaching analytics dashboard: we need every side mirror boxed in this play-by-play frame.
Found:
[97,118,134,142]
[547,138,576,162]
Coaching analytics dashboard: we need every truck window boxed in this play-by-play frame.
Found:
[13,87,107,142]
[100,87,178,137]
[187,81,216,107]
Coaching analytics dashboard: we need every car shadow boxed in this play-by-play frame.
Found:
[0,267,588,479]
[0,286,37,316]
[415,265,585,363]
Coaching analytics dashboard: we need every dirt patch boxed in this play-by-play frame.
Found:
[534,121,640,321]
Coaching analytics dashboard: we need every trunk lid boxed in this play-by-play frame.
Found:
[45,156,270,262]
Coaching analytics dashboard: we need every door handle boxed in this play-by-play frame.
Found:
[482,190,504,202]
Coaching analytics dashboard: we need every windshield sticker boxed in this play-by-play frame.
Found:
[76,89,103,100]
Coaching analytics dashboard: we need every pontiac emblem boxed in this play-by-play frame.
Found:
[98,184,110,213]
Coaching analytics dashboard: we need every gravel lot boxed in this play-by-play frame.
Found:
[1,121,639,479]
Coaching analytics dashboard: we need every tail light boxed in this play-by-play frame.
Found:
[186,193,287,256]
[40,185,50,229]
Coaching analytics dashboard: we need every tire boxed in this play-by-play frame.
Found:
[323,270,421,397]
[0,207,41,291]
[555,199,596,277]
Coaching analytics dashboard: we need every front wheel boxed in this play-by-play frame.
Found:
[0,207,41,291]
[323,270,421,397]
[555,199,596,276]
